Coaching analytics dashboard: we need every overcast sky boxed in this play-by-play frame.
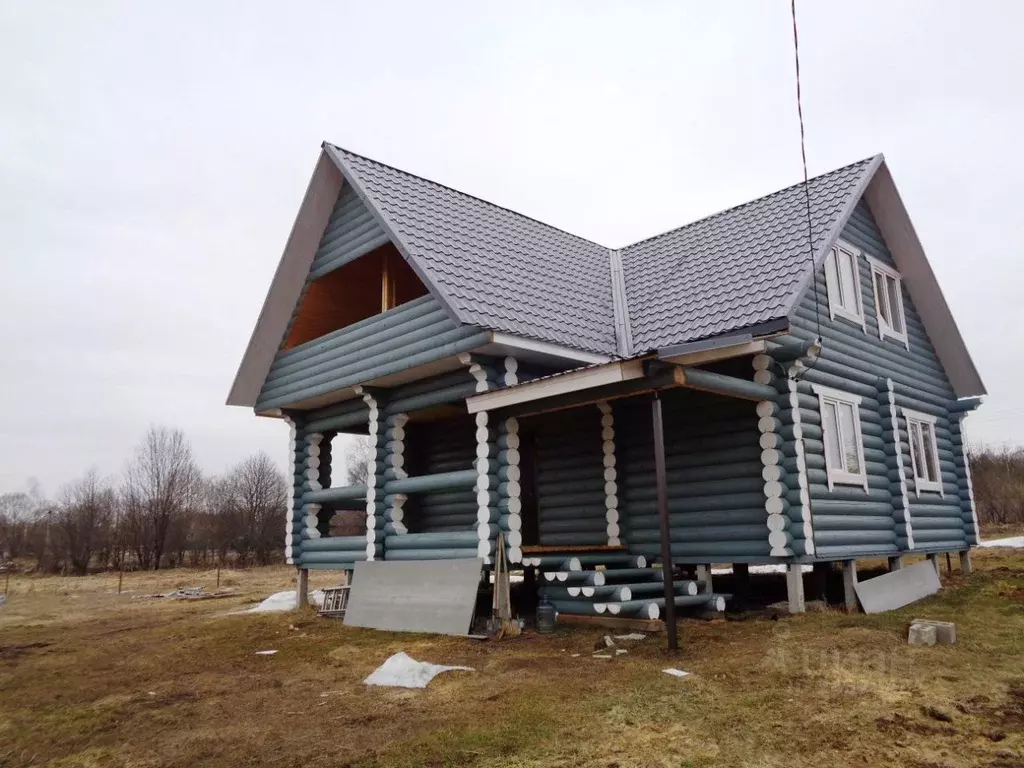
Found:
[1,1,1021,497]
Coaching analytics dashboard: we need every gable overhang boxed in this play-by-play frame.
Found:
[784,156,985,399]
[862,161,985,397]
[227,144,468,409]
[227,149,343,407]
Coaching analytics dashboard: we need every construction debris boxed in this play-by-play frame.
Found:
[254,650,278,656]
[909,619,956,645]
[363,652,474,689]
[908,624,937,646]
[138,586,238,601]
[614,633,647,641]
[663,668,691,679]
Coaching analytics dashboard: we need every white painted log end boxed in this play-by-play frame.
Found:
[581,586,595,597]
[592,572,606,586]
[566,557,582,572]
[594,603,608,614]
[684,581,698,596]
[567,586,581,597]
[646,603,660,620]
[604,467,617,482]
[474,411,489,428]
[556,572,568,582]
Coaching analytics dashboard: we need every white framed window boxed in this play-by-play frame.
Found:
[812,384,868,491]
[870,258,909,348]
[903,408,943,496]
[824,241,865,329]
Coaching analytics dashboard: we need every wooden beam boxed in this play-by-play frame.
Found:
[490,366,685,419]
[466,360,645,414]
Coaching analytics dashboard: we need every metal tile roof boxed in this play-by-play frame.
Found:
[331,146,618,355]
[620,157,878,351]
[328,145,878,356]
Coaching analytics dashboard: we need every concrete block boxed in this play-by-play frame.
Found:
[911,619,956,645]
[908,623,937,646]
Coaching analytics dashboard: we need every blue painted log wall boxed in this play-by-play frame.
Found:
[308,183,389,280]
[787,198,976,557]
[530,408,609,547]
[407,417,478,533]
[256,295,488,411]
[614,388,769,562]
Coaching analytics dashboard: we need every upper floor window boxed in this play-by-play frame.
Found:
[824,241,865,328]
[904,409,943,496]
[813,384,868,491]
[870,258,908,347]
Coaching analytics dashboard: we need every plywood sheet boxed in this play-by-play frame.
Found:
[344,559,482,635]
[854,560,941,614]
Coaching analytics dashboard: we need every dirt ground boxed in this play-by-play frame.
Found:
[0,550,1022,768]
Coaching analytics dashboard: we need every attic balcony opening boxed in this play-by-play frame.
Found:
[283,243,428,350]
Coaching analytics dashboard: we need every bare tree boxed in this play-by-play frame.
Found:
[0,492,38,560]
[53,470,115,575]
[344,437,374,486]
[227,452,287,565]
[122,426,201,570]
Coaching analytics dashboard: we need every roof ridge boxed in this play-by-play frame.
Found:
[325,142,609,251]
[619,154,881,253]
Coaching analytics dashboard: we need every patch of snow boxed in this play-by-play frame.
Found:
[363,652,474,689]
[979,536,1024,548]
[255,650,278,655]
[613,633,647,641]
[246,589,326,613]
[663,668,690,679]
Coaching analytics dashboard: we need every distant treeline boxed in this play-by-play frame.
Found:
[971,445,1024,528]
[0,427,290,573]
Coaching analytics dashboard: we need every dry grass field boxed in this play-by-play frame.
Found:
[0,549,1022,768]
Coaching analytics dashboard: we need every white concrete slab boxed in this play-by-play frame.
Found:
[854,560,941,614]
[344,559,483,635]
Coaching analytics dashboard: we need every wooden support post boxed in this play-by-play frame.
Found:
[945,552,953,574]
[117,570,123,595]
[786,564,805,614]
[842,560,858,613]
[695,564,713,594]
[959,550,973,574]
[811,562,829,603]
[887,556,903,572]
[296,568,309,608]
[927,553,941,580]
[651,394,678,652]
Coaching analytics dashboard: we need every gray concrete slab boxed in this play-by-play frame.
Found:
[854,560,941,614]
[344,559,483,635]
